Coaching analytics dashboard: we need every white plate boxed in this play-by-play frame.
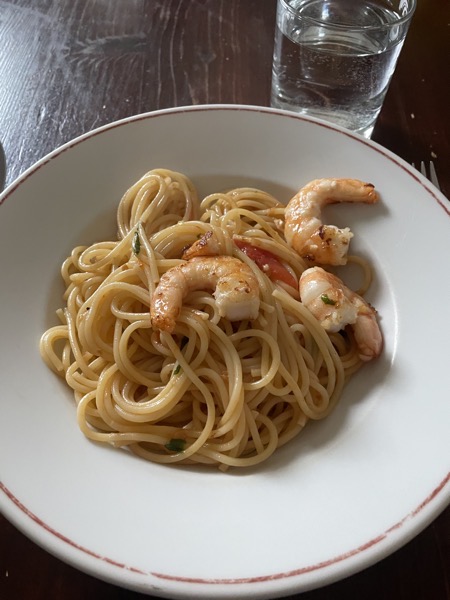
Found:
[1,105,449,599]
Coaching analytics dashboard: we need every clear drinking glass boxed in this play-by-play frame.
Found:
[270,0,416,138]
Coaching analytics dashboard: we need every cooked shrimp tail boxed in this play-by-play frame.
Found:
[299,266,382,361]
[182,230,222,260]
[285,178,379,266]
[150,256,260,332]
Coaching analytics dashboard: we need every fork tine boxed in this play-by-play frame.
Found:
[429,161,441,190]
[416,160,441,191]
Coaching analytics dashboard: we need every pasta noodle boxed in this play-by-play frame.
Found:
[40,168,373,469]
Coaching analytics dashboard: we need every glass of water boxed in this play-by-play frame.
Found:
[270,0,416,138]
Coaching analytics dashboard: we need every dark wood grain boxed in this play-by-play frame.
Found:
[372,0,450,173]
[0,0,449,599]
[0,0,277,187]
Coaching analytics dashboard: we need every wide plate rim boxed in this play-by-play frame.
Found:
[1,103,449,599]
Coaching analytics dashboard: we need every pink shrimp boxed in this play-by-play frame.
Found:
[150,256,260,333]
[299,266,382,362]
[285,178,379,265]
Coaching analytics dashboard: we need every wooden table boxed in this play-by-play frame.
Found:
[1,1,448,598]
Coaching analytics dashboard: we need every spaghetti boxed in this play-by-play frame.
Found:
[40,168,377,469]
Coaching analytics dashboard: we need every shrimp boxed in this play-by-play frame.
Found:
[182,230,221,260]
[150,256,260,332]
[299,266,382,362]
[285,178,379,266]
[182,231,298,291]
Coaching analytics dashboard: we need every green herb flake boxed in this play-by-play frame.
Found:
[132,230,141,255]
[171,337,188,376]
[173,363,182,376]
[321,294,336,305]
[165,438,186,452]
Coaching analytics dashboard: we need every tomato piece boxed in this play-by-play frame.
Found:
[234,239,297,289]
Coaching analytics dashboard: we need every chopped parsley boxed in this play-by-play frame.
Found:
[173,363,182,376]
[165,438,186,452]
[321,293,336,305]
[172,337,189,376]
[132,230,141,255]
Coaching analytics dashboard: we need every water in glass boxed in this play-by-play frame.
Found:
[271,0,411,137]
